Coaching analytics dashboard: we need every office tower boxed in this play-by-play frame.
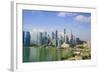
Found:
[52,32,55,40]
[55,30,58,47]
[73,36,76,45]
[26,31,31,46]
[76,37,80,44]
[39,32,48,46]
[51,32,55,46]
[36,32,39,45]
[66,35,69,44]
[44,32,48,46]
[64,29,66,42]
[58,37,63,48]
[60,34,64,45]
[45,32,47,37]
[23,31,31,46]
[57,38,60,48]
[39,32,43,45]
[47,34,51,46]
[70,30,74,44]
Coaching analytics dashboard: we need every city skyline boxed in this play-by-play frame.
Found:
[23,10,91,41]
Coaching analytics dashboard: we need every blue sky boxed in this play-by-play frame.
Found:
[23,10,91,41]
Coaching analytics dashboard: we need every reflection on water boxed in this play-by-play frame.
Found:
[23,46,91,62]
[23,47,63,62]
[23,47,30,62]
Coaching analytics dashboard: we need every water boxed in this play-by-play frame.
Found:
[23,47,64,62]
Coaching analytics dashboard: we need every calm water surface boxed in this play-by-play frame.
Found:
[23,47,66,62]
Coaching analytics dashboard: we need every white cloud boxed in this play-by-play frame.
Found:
[31,28,45,32]
[57,12,77,17]
[64,12,78,16]
[58,12,66,17]
[74,15,91,23]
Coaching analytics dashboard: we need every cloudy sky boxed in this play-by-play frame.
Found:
[23,10,91,41]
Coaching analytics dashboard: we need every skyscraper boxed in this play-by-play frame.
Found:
[70,30,74,44]
[23,31,31,46]
[76,37,81,44]
[55,30,58,47]
[39,32,48,46]
[66,35,69,44]
[64,29,66,42]
[47,34,51,46]
[44,32,48,46]
[52,32,55,40]
[39,32,43,45]
[60,35,64,45]
[45,32,47,37]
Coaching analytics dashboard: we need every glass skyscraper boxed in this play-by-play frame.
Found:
[23,31,31,46]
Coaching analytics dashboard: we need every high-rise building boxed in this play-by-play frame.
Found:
[57,38,60,48]
[44,32,48,46]
[55,30,58,47]
[47,34,51,46]
[70,30,74,44]
[76,37,81,44]
[66,35,69,44]
[60,34,64,45]
[23,31,31,46]
[64,29,66,42]
[52,32,55,40]
[73,36,76,45]
[39,32,43,45]
[45,32,47,37]
[39,32,48,46]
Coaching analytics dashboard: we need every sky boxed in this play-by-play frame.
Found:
[23,10,91,41]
